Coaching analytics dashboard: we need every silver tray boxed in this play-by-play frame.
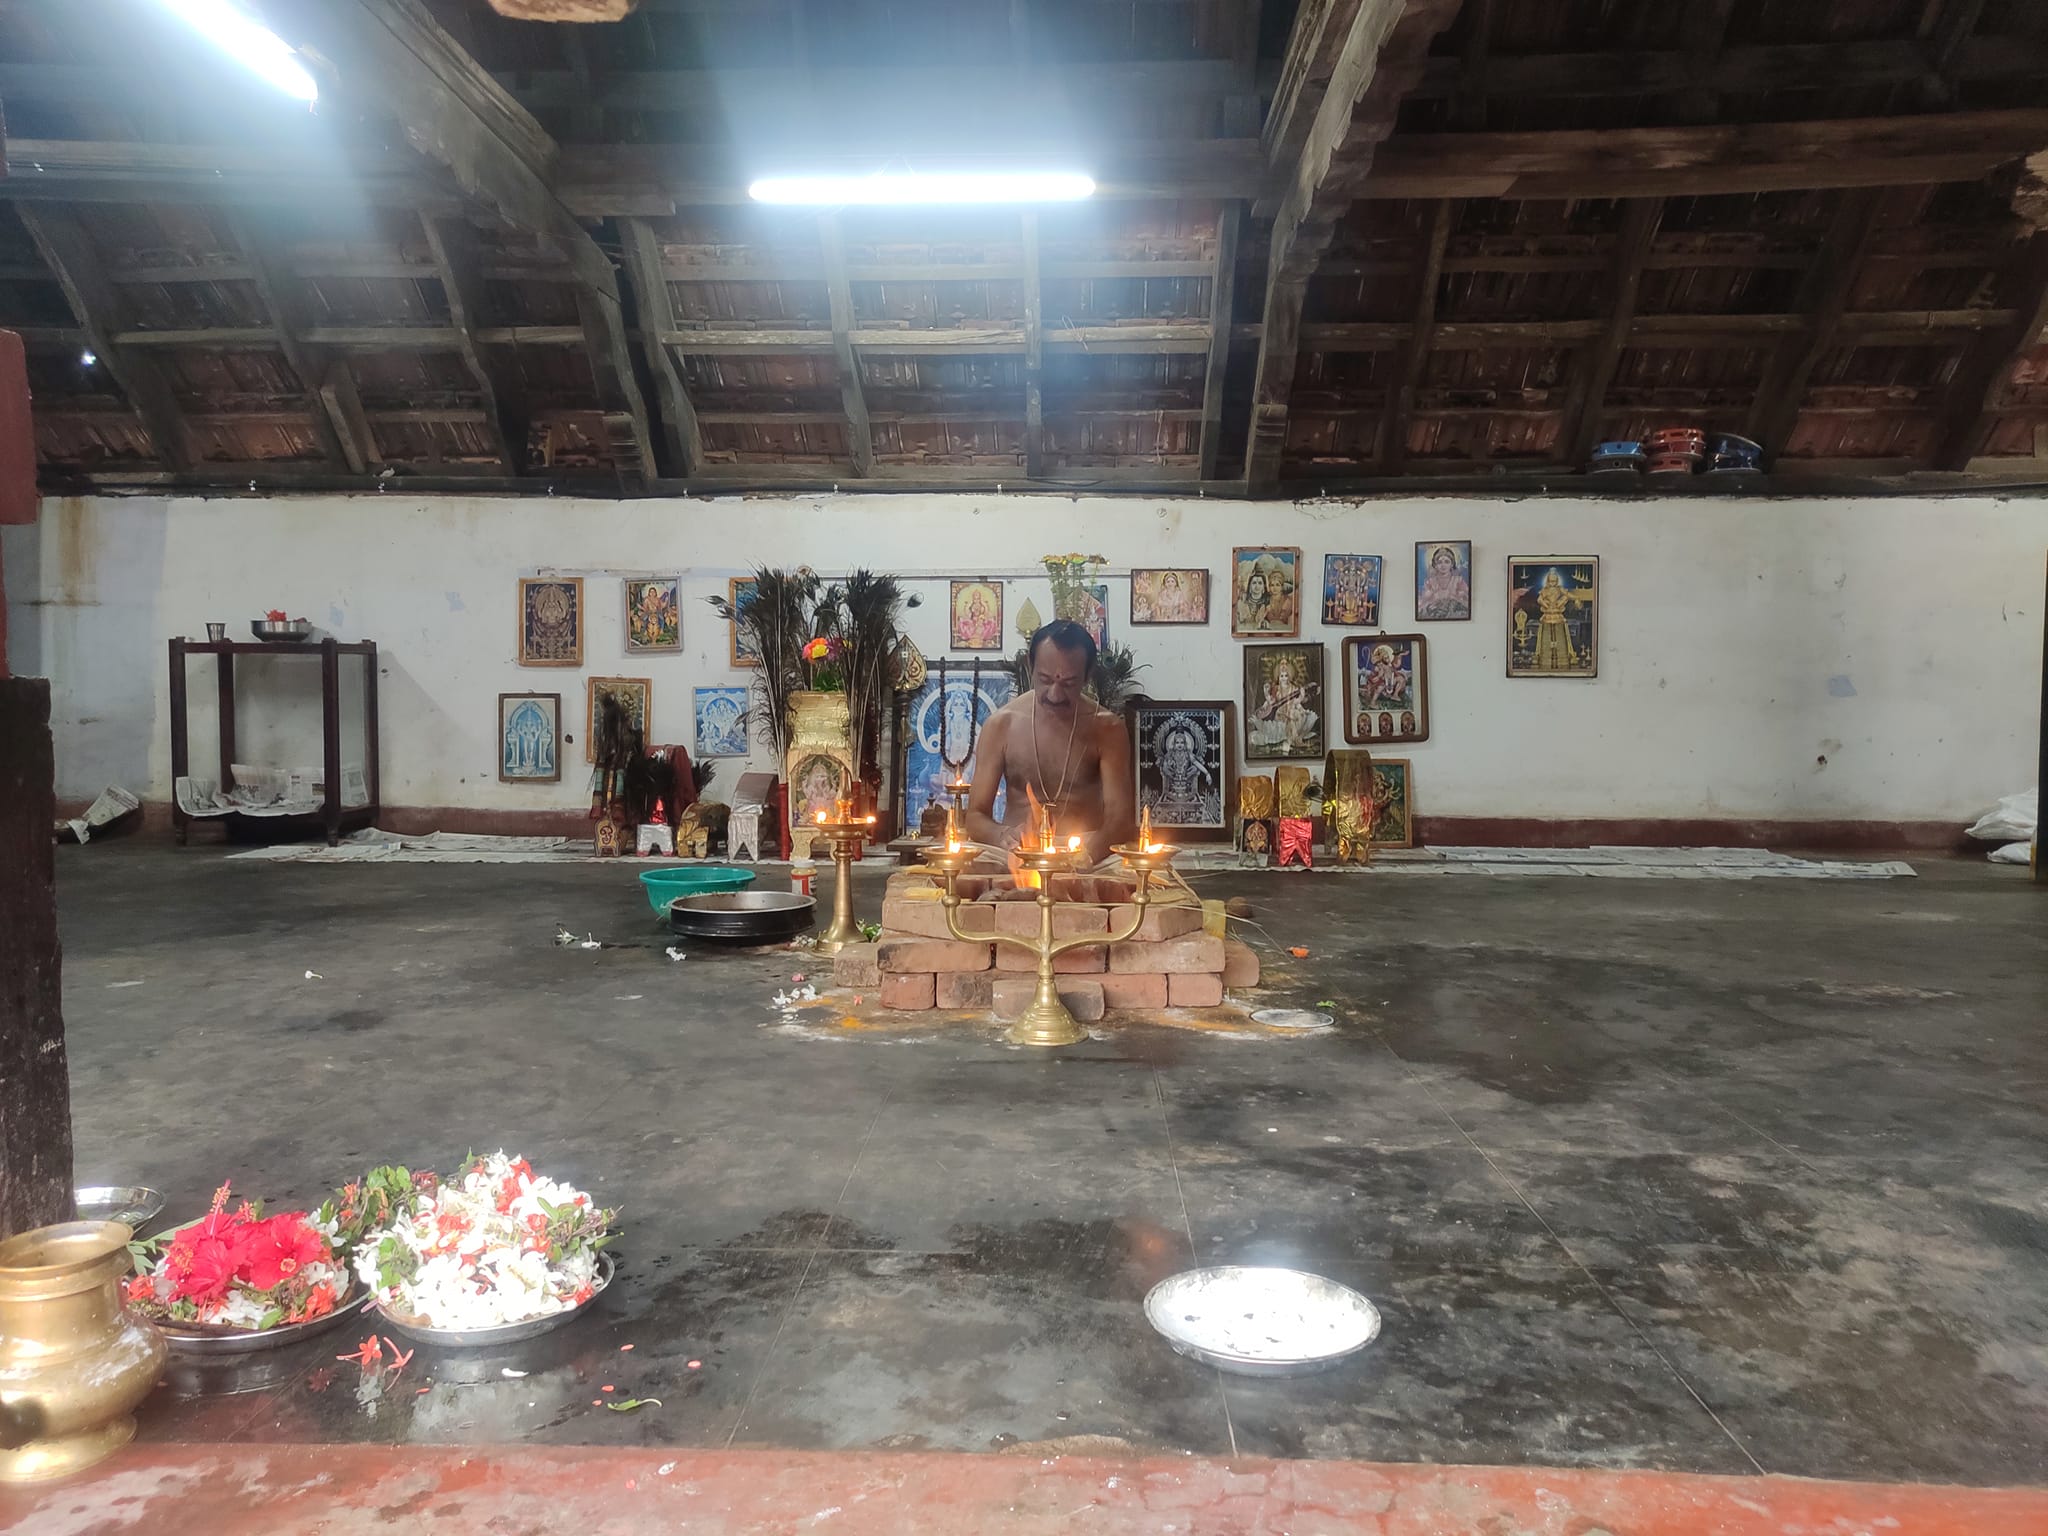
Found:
[75,1185,165,1230]
[1143,1265,1381,1377]
[155,1289,370,1356]
[371,1251,614,1347]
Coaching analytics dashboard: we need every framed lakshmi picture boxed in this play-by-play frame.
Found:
[497,693,560,783]
[623,576,682,654]
[1230,547,1301,638]
[1241,642,1326,760]
[585,676,651,763]
[1507,556,1599,678]
[728,577,762,668]
[1130,568,1210,626]
[1126,700,1236,843]
[1341,634,1429,744]
[950,580,1004,651]
[1321,555,1382,627]
[693,686,750,759]
[517,577,582,666]
[1414,540,1473,621]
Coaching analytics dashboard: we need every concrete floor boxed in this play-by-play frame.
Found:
[35,846,2048,1486]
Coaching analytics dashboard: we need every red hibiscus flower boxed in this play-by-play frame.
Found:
[240,1214,329,1291]
[173,1233,237,1304]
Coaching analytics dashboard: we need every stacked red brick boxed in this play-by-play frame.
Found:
[832,872,1261,1018]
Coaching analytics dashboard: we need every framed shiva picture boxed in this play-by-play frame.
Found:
[1321,554,1382,627]
[1507,556,1599,678]
[1231,547,1301,638]
[1414,540,1473,621]
[585,676,651,763]
[1242,642,1326,761]
[1129,568,1209,626]
[1342,634,1429,744]
[693,685,750,759]
[517,576,582,666]
[623,576,682,654]
[949,579,1004,651]
[728,576,762,668]
[1126,700,1236,842]
[497,693,560,783]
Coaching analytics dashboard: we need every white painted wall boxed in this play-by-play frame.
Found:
[4,489,2042,825]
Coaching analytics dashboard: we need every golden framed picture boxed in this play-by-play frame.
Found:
[623,576,681,654]
[1130,568,1210,626]
[1507,557,1599,678]
[518,577,583,667]
[1230,547,1301,638]
[585,676,651,763]
[949,580,1004,651]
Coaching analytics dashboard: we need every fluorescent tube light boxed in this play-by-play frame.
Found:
[153,0,319,103]
[748,170,1095,206]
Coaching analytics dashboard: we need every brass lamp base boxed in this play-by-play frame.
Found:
[1008,976,1088,1048]
[0,1415,136,1485]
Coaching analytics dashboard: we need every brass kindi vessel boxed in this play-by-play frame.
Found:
[0,1220,167,1483]
[811,794,876,954]
[922,805,1180,1048]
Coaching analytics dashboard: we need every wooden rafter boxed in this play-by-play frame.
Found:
[222,210,377,474]
[1747,189,1887,464]
[1452,0,1493,131]
[618,218,705,479]
[265,0,657,481]
[1921,0,1990,106]
[1022,210,1045,479]
[1379,197,1456,470]
[1674,0,1738,124]
[1246,0,1461,489]
[1559,198,1664,467]
[420,214,524,474]
[1933,232,2048,469]
[1198,202,1243,481]
[817,214,874,477]
[17,205,194,471]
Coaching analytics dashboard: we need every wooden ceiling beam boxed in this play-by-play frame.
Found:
[1674,0,1738,124]
[1558,198,1664,466]
[1247,0,1461,489]
[1746,189,1888,464]
[1021,210,1045,480]
[1932,232,2048,469]
[18,205,195,471]
[263,0,657,483]
[1451,0,1494,131]
[817,214,875,477]
[1379,196,1456,470]
[618,218,706,479]
[422,215,526,475]
[1197,201,1243,481]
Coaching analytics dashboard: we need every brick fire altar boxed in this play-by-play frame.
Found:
[831,869,1262,1022]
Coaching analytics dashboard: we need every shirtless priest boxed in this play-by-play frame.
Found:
[965,620,1136,866]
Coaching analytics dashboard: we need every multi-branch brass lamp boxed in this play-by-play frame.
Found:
[812,795,875,954]
[921,805,1179,1047]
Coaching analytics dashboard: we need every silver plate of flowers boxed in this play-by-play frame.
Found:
[370,1251,615,1348]
[1143,1265,1381,1377]
[153,1288,371,1356]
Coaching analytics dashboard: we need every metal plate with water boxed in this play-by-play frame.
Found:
[1144,1265,1381,1376]
[74,1186,165,1230]
[1249,1008,1334,1030]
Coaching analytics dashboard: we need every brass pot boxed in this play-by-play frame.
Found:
[0,1221,166,1483]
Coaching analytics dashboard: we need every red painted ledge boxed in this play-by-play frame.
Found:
[1,1445,2041,1535]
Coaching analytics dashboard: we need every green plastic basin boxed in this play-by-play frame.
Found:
[638,865,757,914]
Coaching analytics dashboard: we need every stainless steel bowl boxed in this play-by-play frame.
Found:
[668,890,816,943]
[372,1252,614,1348]
[1144,1265,1381,1377]
[250,618,313,641]
[74,1184,165,1229]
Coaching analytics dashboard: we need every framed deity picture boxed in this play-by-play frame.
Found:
[693,685,751,759]
[900,660,1016,833]
[728,577,762,668]
[585,676,651,763]
[1507,556,1599,678]
[623,576,682,654]
[1230,547,1301,638]
[497,693,560,783]
[1242,642,1326,760]
[1369,757,1414,848]
[517,577,582,666]
[1325,753,1415,852]
[1321,554,1383,627]
[949,580,1004,651]
[1126,700,1236,842]
[1130,568,1210,626]
[1342,634,1429,744]
[1076,583,1110,650]
[1414,540,1473,621]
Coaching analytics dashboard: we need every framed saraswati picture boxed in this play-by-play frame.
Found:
[1242,642,1326,760]
[1342,634,1429,744]
[518,577,582,666]
[1507,556,1599,678]
[1126,700,1236,842]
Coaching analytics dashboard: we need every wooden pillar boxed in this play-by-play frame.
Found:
[0,677,72,1239]
[2038,552,2047,885]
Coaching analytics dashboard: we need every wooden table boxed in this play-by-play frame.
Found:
[168,637,380,846]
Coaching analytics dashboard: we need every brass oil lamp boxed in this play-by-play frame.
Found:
[812,794,875,954]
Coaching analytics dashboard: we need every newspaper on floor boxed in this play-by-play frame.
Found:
[58,785,140,843]
[176,763,368,819]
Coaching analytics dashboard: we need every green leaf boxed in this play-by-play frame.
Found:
[258,1307,284,1330]
[604,1397,661,1413]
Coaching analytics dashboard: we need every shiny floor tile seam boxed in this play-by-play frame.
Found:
[1364,1026,1772,1478]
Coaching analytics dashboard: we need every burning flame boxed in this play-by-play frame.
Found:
[1068,835,1082,852]
[1010,786,1046,890]
[815,810,827,824]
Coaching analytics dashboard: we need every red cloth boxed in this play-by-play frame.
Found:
[1277,817,1315,868]
[650,745,700,824]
